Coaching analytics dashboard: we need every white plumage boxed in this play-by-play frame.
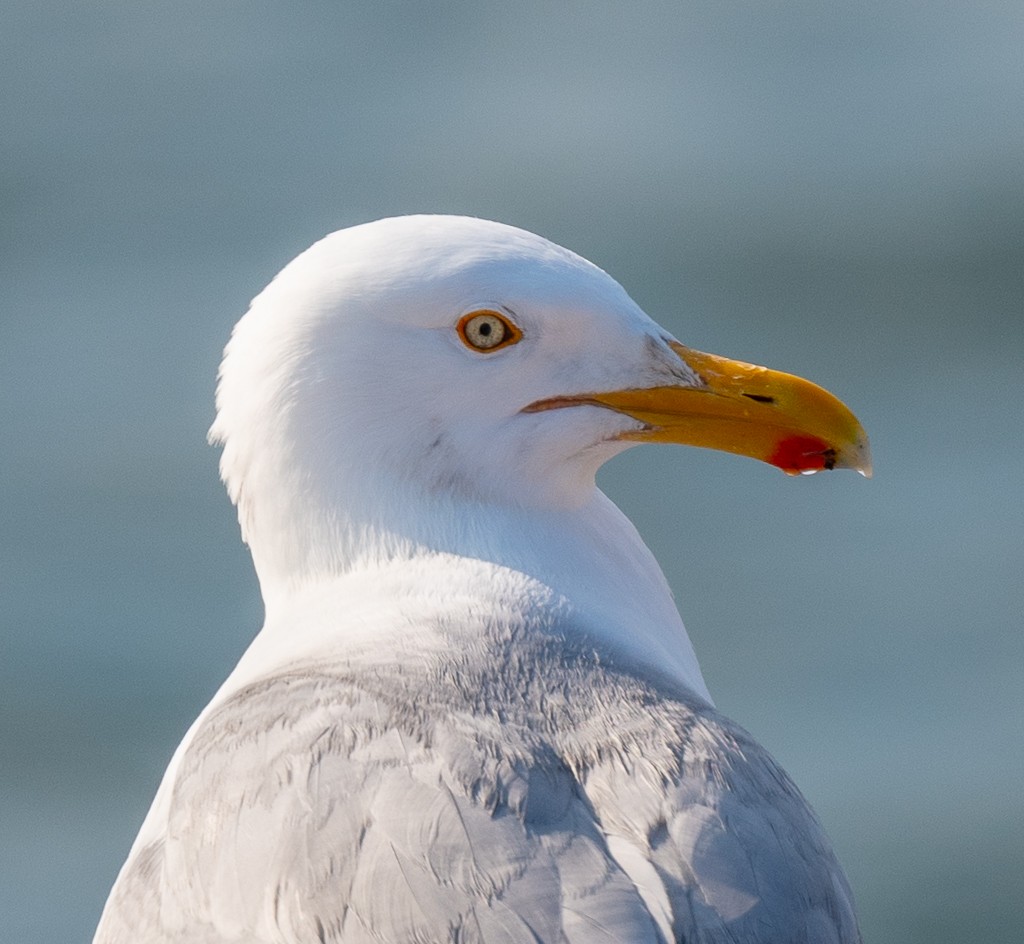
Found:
[95,216,864,943]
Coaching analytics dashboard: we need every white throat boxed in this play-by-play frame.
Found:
[233,474,712,707]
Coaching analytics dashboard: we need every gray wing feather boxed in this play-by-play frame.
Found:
[97,670,662,943]
[96,640,860,944]
[578,703,861,944]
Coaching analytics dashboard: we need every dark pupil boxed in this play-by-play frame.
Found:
[479,321,492,336]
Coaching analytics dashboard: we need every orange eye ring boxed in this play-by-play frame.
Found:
[456,310,523,352]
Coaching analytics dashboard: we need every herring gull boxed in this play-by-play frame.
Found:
[94,215,869,943]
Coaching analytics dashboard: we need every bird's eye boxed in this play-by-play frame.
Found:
[457,310,522,352]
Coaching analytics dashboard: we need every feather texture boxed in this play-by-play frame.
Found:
[96,618,859,943]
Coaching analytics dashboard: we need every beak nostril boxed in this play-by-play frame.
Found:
[742,393,775,404]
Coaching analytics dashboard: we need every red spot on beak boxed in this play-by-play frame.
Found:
[768,435,837,475]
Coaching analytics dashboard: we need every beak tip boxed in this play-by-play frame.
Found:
[849,432,873,479]
[770,432,872,479]
[854,446,873,479]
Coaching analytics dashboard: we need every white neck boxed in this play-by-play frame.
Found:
[231,483,712,707]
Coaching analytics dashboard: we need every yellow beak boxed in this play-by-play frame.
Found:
[527,341,872,476]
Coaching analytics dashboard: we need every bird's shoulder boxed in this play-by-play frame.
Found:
[98,633,859,943]
[563,686,862,944]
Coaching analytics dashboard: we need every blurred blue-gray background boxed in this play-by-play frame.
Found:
[3,3,1022,942]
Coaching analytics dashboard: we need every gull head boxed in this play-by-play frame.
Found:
[210,215,869,585]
